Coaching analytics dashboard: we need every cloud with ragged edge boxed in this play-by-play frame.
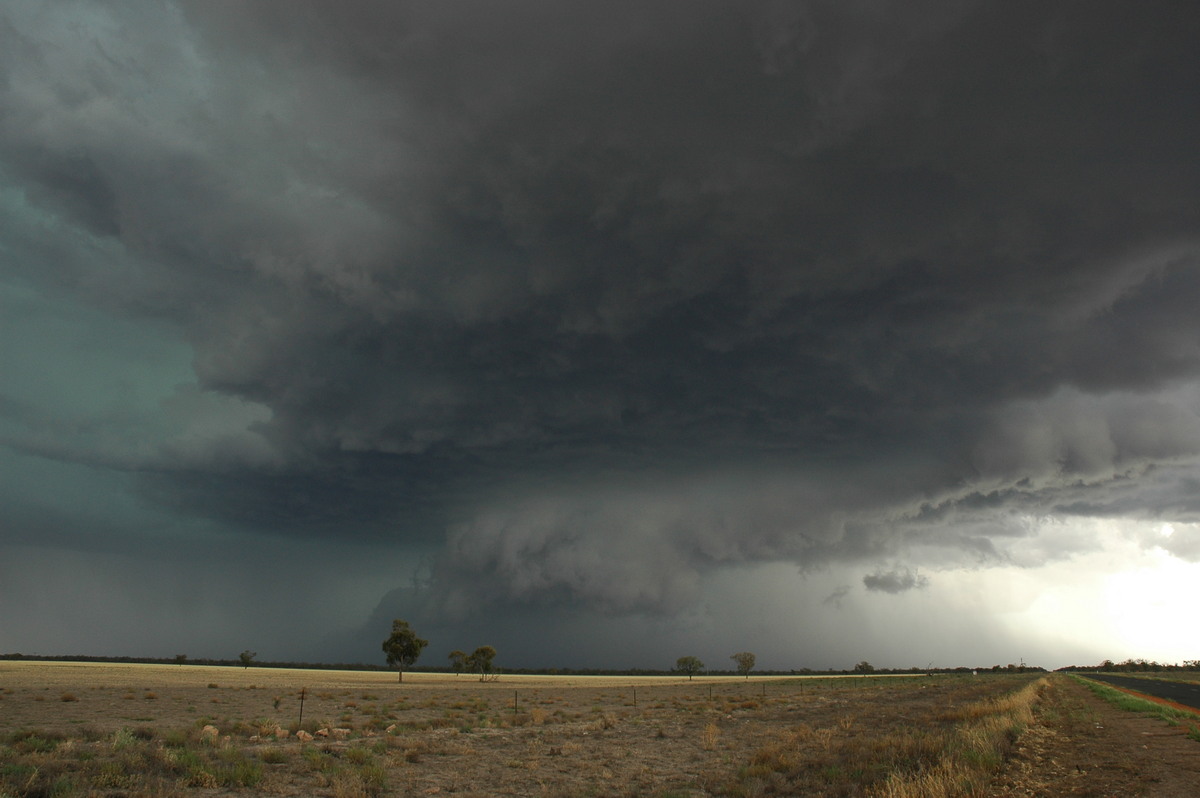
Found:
[2,0,1200,666]
[822,585,851,609]
[863,567,930,594]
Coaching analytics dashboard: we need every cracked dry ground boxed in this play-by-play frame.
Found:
[987,677,1200,797]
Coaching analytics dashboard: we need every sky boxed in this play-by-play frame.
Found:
[2,1,1199,672]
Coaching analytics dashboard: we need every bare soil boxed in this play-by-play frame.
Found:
[2,663,1196,796]
[986,675,1200,797]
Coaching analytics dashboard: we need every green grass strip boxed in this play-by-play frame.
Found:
[1070,675,1200,727]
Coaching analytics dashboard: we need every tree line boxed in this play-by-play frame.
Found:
[1057,658,1200,673]
[5,645,1093,676]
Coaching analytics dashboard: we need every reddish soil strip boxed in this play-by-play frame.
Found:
[1104,686,1200,715]
[1092,680,1200,717]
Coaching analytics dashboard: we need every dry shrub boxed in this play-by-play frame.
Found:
[726,677,1047,798]
[185,768,220,788]
[588,712,618,731]
[746,730,802,774]
[96,761,142,790]
[111,727,138,751]
[9,729,66,754]
[872,759,961,798]
[872,677,1045,798]
[259,747,290,764]
[330,768,384,798]
[863,727,947,770]
[390,734,432,762]
[702,722,721,751]
[938,689,1033,723]
[255,718,283,737]
[78,725,105,742]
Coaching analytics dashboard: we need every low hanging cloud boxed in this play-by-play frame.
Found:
[823,585,852,609]
[863,567,930,594]
[2,1,1200,665]
[1157,524,1200,562]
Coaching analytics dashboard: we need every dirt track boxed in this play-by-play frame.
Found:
[987,676,1200,797]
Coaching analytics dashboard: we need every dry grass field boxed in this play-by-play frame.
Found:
[0,661,1047,797]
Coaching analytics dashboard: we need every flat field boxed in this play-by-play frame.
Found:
[0,661,1042,796]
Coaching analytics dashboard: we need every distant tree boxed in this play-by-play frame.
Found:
[175,654,188,666]
[853,660,874,674]
[465,646,497,681]
[731,652,756,679]
[448,650,467,676]
[239,650,256,669]
[381,619,429,682]
[675,656,705,680]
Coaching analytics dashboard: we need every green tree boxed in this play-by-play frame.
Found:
[382,619,429,682]
[853,660,874,674]
[448,650,467,676]
[466,645,497,681]
[239,650,256,669]
[174,654,188,666]
[675,655,704,680]
[731,651,755,679]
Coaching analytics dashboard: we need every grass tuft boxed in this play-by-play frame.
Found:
[724,676,1046,798]
[872,677,1044,798]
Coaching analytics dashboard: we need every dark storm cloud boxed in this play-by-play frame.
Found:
[3,0,1200,652]
[168,0,1200,450]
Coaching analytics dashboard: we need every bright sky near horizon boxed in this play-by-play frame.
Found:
[2,1,1199,671]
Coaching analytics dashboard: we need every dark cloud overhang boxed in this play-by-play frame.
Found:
[1,0,1200,651]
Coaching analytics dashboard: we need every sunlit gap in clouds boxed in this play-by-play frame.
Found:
[972,517,1200,667]
[1102,524,1200,663]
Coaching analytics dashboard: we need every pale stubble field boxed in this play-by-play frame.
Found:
[0,661,1042,797]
